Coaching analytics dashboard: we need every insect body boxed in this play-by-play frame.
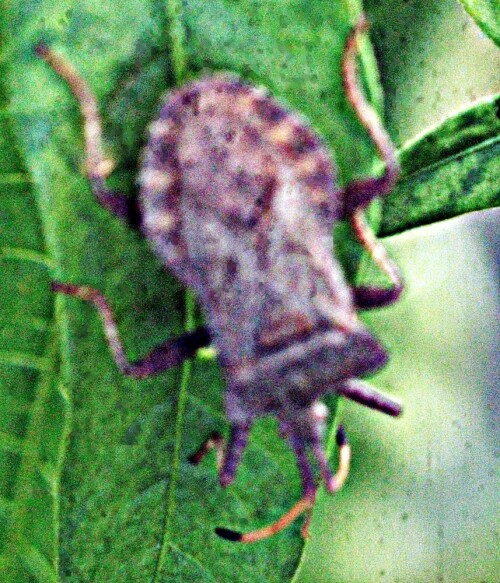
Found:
[37,16,403,542]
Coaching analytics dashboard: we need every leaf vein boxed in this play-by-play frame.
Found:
[1,246,53,268]
[0,350,50,371]
[167,541,218,582]
[0,430,23,455]
[0,172,31,184]
[17,535,58,583]
[152,292,195,581]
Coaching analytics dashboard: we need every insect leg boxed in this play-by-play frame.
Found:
[288,433,316,497]
[340,15,400,215]
[52,282,210,377]
[337,379,402,417]
[338,16,404,308]
[350,209,403,308]
[188,423,251,487]
[188,431,225,467]
[35,45,139,226]
[219,423,252,487]
[215,427,351,543]
[216,495,315,543]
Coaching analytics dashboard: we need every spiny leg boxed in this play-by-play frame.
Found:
[337,379,402,417]
[350,209,403,308]
[215,426,351,543]
[35,45,139,226]
[52,282,210,378]
[340,16,403,308]
[188,422,252,487]
[341,15,400,214]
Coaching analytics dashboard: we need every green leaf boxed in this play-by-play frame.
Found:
[365,0,500,146]
[293,208,499,582]
[0,34,70,583]
[381,95,500,236]
[1,1,382,581]
[2,0,499,581]
[458,0,500,45]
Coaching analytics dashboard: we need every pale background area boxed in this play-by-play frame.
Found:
[366,0,500,146]
[295,207,499,582]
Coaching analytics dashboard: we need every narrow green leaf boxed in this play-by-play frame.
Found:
[458,0,500,45]
[381,96,500,235]
[399,96,500,176]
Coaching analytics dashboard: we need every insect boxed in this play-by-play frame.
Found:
[36,15,403,543]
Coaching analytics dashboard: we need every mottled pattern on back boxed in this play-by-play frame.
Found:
[139,75,356,367]
[39,18,404,523]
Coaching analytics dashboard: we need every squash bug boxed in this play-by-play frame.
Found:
[36,15,403,542]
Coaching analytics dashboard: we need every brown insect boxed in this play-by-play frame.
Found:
[37,15,403,543]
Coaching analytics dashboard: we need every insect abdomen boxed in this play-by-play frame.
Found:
[139,75,351,365]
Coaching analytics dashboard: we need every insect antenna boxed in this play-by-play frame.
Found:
[216,495,315,543]
[312,425,351,493]
[216,426,351,543]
